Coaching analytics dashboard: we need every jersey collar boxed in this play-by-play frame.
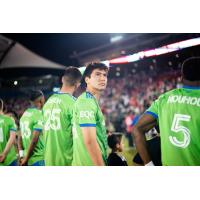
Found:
[55,92,76,100]
[182,85,200,90]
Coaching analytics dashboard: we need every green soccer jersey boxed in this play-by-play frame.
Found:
[146,86,200,166]
[19,108,44,166]
[72,92,108,166]
[43,92,76,166]
[0,114,17,166]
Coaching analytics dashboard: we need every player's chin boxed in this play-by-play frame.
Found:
[98,86,106,91]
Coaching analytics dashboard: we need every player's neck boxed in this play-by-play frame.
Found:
[183,79,200,87]
[60,86,74,95]
[86,88,101,100]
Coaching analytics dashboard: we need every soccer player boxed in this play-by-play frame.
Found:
[133,57,200,166]
[18,90,45,166]
[0,98,18,166]
[72,63,109,166]
[43,67,82,166]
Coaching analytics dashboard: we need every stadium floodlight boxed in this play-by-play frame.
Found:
[53,87,60,92]
[78,66,86,75]
[109,56,128,64]
[127,53,140,62]
[178,38,200,49]
[14,81,18,85]
[101,60,110,67]
[144,49,156,57]
[155,46,169,55]
[110,35,123,43]
[167,42,180,52]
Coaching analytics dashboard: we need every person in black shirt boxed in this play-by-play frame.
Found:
[107,133,128,166]
[133,135,162,166]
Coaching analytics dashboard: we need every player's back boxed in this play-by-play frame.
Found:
[151,86,200,165]
[43,92,76,166]
[20,108,44,165]
[0,114,17,166]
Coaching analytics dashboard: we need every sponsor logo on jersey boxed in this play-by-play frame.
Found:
[167,95,200,107]
[80,111,94,119]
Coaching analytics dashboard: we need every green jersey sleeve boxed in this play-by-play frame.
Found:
[8,117,17,132]
[146,97,161,119]
[76,99,97,127]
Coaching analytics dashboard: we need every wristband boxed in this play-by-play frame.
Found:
[145,161,155,166]
[19,150,24,158]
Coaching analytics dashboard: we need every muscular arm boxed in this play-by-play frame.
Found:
[81,127,104,166]
[132,114,157,165]
[0,131,16,163]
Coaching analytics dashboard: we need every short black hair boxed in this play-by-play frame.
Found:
[29,90,44,101]
[182,57,200,81]
[81,62,109,87]
[62,66,82,86]
[108,133,122,150]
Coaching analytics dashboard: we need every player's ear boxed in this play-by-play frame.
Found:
[61,76,65,84]
[85,77,89,84]
[116,143,120,149]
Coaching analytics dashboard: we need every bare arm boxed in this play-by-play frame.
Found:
[0,131,16,163]
[20,130,40,166]
[81,127,104,166]
[132,114,157,165]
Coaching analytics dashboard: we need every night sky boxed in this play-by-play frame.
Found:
[3,33,113,66]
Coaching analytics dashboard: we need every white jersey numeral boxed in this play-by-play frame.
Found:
[0,127,4,142]
[44,109,61,131]
[169,114,191,148]
[20,121,31,139]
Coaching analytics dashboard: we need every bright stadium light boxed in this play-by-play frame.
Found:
[53,87,60,92]
[14,81,18,85]
[78,66,86,75]
[110,35,123,43]
[101,60,110,67]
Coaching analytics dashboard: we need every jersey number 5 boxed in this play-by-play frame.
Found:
[169,114,191,148]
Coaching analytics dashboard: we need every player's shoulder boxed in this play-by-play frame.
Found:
[1,114,13,122]
[75,92,96,108]
[50,93,75,103]
[157,88,179,101]
[76,92,95,103]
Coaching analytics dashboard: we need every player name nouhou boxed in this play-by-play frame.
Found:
[167,95,200,106]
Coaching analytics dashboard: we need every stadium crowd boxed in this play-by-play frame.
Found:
[3,69,180,132]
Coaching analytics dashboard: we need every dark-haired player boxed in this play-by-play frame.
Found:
[133,57,200,166]
[43,67,82,166]
[18,90,45,166]
[0,98,18,166]
[72,63,109,166]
